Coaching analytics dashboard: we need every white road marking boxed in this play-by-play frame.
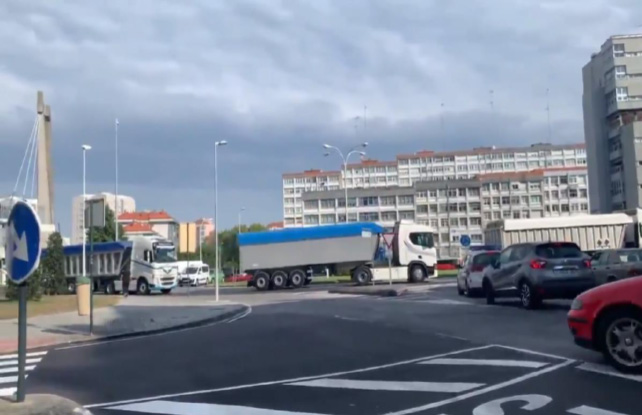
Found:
[420,358,548,369]
[568,405,631,415]
[227,305,253,323]
[434,333,469,342]
[287,379,484,393]
[0,365,34,374]
[110,400,327,415]
[0,351,47,360]
[381,358,575,415]
[85,345,496,409]
[0,358,41,367]
[333,315,366,322]
[416,299,474,306]
[0,375,18,384]
[0,386,16,397]
[575,362,642,382]
[57,304,252,350]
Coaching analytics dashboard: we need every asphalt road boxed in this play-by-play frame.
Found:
[17,283,642,415]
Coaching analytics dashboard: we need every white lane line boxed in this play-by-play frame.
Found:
[419,358,547,369]
[227,305,253,324]
[0,387,16,397]
[0,358,42,367]
[381,358,575,415]
[0,351,47,360]
[0,365,34,374]
[110,400,329,415]
[58,304,252,350]
[489,344,570,361]
[85,344,496,409]
[288,379,484,393]
[0,375,18,384]
[576,362,642,382]
[568,405,631,415]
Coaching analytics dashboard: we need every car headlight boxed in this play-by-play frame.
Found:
[570,298,583,311]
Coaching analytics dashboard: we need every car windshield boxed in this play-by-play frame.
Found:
[155,248,177,263]
[535,243,582,259]
[185,267,199,274]
[472,252,499,266]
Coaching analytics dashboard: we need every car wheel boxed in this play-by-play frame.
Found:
[457,279,465,296]
[289,269,305,289]
[519,281,541,310]
[271,271,287,290]
[598,309,642,374]
[483,280,495,305]
[353,265,372,285]
[254,272,270,292]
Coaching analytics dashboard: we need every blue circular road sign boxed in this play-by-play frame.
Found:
[460,234,471,247]
[6,201,42,284]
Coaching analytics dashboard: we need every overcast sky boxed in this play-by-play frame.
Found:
[0,0,641,234]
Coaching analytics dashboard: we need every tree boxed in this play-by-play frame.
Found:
[89,206,125,243]
[41,232,66,295]
[5,269,43,301]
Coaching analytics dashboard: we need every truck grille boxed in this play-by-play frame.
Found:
[161,277,175,285]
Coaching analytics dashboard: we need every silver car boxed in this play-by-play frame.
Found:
[482,242,594,309]
[457,250,500,297]
[591,248,642,285]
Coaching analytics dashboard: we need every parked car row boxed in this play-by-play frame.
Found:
[457,242,642,374]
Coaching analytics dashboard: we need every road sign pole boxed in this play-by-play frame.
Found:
[16,283,27,402]
[89,207,94,336]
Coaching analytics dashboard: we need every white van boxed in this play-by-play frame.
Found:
[177,261,209,286]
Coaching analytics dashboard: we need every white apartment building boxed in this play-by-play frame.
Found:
[71,192,136,244]
[583,34,642,213]
[301,167,589,258]
[283,143,587,227]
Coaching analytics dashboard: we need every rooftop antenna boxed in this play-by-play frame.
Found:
[546,88,552,142]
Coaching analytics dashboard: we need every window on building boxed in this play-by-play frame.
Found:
[450,217,458,226]
[400,211,415,220]
[460,218,468,227]
[457,188,466,197]
[482,183,491,192]
[561,204,570,212]
[492,197,500,206]
[304,200,318,210]
[381,211,397,221]
[447,189,457,197]
[359,212,380,221]
[468,188,480,196]
[380,196,396,206]
[360,197,378,206]
[470,217,482,226]
[429,219,438,228]
[511,183,520,190]
[580,189,587,198]
[429,190,437,198]
[616,87,629,101]
[493,211,501,220]
[529,182,541,191]
[416,191,428,199]
[569,189,578,198]
[511,196,521,205]
[320,199,335,209]
[491,183,500,191]
[483,197,491,206]
[470,202,481,211]
[440,218,449,227]
[552,205,560,212]
[513,211,521,219]
[500,182,509,191]
[530,195,542,205]
[398,195,414,205]
[561,189,569,198]
[429,204,438,214]
[521,196,529,205]
[321,214,335,224]
[483,212,492,220]
[449,203,458,212]
[503,210,511,218]
[417,205,428,214]
[304,215,319,224]
[458,203,467,212]
[581,203,589,211]
[501,196,510,205]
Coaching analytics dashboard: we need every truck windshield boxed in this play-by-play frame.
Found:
[155,248,177,263]
[409,232,434,248]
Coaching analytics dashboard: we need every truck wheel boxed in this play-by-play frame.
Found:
[353,266,372,285]
[289,269,305,289]
[271,271,287,290]
[254,272,270,291]
[104,282,115,295]
[137,279,151,295]
[409,264,427,283]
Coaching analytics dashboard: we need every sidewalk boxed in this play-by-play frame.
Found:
[0,295,246,353]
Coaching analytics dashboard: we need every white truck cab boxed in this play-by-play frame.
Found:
[125,236,178,294]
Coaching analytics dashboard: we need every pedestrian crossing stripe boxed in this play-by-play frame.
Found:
[0,351,47,397]
[112,400,327,415]
[287,378,484,393]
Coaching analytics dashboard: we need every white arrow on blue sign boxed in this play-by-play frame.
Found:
[6,201,42,284]
[460,234,471,247]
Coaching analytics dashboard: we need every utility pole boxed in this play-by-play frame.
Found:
[115,118,120,241]
[546,88,552,142]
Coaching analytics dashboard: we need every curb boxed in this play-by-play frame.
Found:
[328,287,408,297]
[4,304,249,353]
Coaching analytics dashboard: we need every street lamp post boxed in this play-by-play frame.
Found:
[214,140,227,302]
[82,145,92,279]
[114,118,119,241]
[323,142,368,221]
[238,207,246,274]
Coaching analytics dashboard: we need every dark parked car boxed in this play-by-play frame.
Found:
[482,242,594,309]
[590,248,642,286]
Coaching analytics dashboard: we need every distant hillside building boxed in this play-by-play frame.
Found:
[118,210,178,246]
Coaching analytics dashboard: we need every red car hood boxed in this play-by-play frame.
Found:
[578,275,642,302]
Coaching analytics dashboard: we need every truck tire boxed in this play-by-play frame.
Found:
[271,270,287,290]
[104,281,115,295]
[137,278,151,295]
[254,271,270,291]
[353,266,372,286]
[289,269,305,289]
[409,264,427,283]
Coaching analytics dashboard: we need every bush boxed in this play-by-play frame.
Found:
[4,268,43,301]
[42,232,66,295]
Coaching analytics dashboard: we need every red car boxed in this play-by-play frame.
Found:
[568,276,642,373]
